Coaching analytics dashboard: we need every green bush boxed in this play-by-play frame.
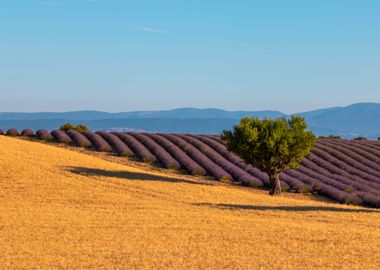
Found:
[353,136,367,141]
[59,123,90,132]
[319,135,342,139]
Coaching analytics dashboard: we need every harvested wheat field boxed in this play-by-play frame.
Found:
[0,136,380,269]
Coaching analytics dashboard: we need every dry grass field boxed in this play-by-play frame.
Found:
[1,135,380,269]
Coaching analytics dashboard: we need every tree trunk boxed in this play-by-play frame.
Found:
[268,173,281,195]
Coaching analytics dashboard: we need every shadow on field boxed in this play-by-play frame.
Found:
[194,203,380,213]
[66,166,211,186]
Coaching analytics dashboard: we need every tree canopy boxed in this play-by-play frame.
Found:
[222,116,316,195]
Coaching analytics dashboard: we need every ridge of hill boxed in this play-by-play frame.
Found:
[1,136,380,268]
[1,102,380,138]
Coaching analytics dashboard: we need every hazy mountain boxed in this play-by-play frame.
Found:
[0,103,379,138]
[0,108,284,121]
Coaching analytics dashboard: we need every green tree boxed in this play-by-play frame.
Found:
[59,123,76,132]
[75,124,90,132]
[59,123,90,132]
[222,116,316,195]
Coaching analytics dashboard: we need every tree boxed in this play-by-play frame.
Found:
[59,123,90,132]
[222,116,316,195]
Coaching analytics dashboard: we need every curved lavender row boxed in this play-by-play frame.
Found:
[284,168,362,204]
[21,129,35,137]
[330,140,380,166]
[129,133,180,169]
[345,141,380,161]
[7,128,19,136]
[82,132,112,152]
[356,192,380,208]
[146,133,206,176]
[298,159,380,196]
[180,134,263,186]
[112,132,156,163]
[36,129,53,141]
[311,146,380,184]
[304,153,380,190]
[161,134,232,181]
[51,130,72,144]
[316,141,380,179]
[194,135,303,191]
[96,131,133,157]
[356,140,380,153]
[66,130,92,148]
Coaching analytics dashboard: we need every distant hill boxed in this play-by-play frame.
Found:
[0,103,379,138]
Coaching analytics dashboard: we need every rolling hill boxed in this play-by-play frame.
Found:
[1,102,380,138]
[1,135,380,269]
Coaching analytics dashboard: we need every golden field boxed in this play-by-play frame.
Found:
[0,135,380,269]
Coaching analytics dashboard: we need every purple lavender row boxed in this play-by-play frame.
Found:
[66,130,92,148]
[96,131,133,157]
[129,133,180,169]
[161,134,232,181]
[285,168,363,204]
[312,146,380,184]
[303,153,380,190]
[82,132,112,152]
[113,132,156,162]
[180,134,263,186]
[341,140,380,163]
[51,130,72,144]
[316,141,380,179]
[298,159,380,196]
[21,129,35,137]
[36,129,53,141]
[145,133,206,176]
[6,128,20,136]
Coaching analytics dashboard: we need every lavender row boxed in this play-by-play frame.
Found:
[96,131,133,157]
[179,134,263,186]
[145,133,206,176]
[129,133,180,169]
[112,132,156,162]
[51,130,72,144]
[82,132,112,152]
[316,141,380,178]
[66,130,92,148]
[161,134,232,181]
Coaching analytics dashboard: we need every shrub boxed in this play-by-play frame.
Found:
[59,123,90,132]
[319,135,342,139]
[6,128,20,136]
[353,136,367,141]
[0,129,4,135]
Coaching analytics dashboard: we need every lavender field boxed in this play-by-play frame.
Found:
[3,128,380,207]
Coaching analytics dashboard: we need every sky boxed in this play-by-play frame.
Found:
[0,0,379,113]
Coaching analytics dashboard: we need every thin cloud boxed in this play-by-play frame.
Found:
[129,25,172,35]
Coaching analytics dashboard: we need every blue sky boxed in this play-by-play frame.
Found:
[0,0,379,113]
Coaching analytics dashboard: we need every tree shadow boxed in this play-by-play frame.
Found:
[194,203,380,213]
[66,166,212,186]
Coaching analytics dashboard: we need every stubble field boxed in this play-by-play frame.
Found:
[0,135,380,269]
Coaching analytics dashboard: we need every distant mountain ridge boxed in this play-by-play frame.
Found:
[0,103,379,139]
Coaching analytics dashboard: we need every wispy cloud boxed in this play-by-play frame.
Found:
[129,25,172,35]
